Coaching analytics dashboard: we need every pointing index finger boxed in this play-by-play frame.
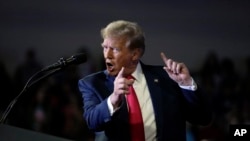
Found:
[117,67,125,78]
[160,52,168,62]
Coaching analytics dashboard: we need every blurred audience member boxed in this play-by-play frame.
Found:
[0,60,14,115]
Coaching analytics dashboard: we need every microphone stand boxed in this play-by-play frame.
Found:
[0,67,63,124]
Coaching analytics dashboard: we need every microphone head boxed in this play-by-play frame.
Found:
[41,53,88,72]
[71,53,87,65]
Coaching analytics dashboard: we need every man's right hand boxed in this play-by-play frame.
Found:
[110,67,134,108]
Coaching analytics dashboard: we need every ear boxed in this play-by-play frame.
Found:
[132,48,142,61]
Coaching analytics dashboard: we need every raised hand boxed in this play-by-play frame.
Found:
[160,52,192,86]
[110,67,134,107]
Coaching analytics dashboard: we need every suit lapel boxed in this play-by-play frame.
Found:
[141,63,164,139]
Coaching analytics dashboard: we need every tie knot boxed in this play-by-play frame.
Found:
[126,75,134,80]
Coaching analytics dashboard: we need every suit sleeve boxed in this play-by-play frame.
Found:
[78,79,112,131]
[181,85,213,126]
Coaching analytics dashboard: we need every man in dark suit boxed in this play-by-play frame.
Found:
[78,20,212,141]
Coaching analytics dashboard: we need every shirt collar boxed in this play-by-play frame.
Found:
[131,62,143,83]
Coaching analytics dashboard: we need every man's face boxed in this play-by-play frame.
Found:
[102,37,138,76]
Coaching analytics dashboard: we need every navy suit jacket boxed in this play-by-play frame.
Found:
[78,62,212,141]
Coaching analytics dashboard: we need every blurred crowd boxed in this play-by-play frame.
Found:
[190,51,250,141]
[0,47,98,141]
[0,48,250,141]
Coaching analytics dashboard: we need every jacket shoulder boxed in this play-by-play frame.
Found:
[141,63,166,74]
[79,71,106,82]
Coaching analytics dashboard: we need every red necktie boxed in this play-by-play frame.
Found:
[126,75,145,141]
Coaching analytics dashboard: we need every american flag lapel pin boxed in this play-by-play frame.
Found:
[154,78,159,83]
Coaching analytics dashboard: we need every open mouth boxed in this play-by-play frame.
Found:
[106,62,114,72]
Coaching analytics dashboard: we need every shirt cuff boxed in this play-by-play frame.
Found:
[107,95,120,116]
[179,77,197,91]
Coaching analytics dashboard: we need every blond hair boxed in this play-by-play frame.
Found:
[101,20,145,56]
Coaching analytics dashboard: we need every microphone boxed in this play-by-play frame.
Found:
[42,53,87,71]
[0,53,87,124]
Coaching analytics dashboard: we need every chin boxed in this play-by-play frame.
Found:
[106,70,117,76]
